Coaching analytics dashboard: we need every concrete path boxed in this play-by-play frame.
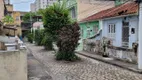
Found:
[27,47,52,80]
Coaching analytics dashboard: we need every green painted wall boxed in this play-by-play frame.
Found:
[80,21,99,39]
[77,21,99,51]
[115,0,127,6]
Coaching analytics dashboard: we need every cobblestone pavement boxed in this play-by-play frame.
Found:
[27,43,142,80]
[27,48,52,80]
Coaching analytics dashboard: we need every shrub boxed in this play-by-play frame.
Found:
[27,32,33,43]
[41,32,54,50]
[56,22,80,61]
[34,29,44,46]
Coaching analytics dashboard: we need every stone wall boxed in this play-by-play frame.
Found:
[83,39,137,63]
[108,48,137,63]
[0,49,27,80]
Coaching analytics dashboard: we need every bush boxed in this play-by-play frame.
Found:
[35,29,44,46]
[41,33,54,50]
[27,32,33,43]
[56,22,80,61]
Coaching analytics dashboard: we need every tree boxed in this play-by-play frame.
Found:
[42,2,71,36]
[2,15,14,25]
[56,22,80,61]
[22,12,36,22]
[41,2,71,50]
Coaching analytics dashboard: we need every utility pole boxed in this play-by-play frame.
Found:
[138,0,142,69]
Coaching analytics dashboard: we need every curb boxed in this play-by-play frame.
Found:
[76,51,142,74]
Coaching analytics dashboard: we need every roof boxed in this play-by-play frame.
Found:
[80,2,138,23]
[33,22,43,28]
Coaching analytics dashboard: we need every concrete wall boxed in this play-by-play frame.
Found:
[108,48,137,63]
[0,49,27,80]
[0,0,4,20]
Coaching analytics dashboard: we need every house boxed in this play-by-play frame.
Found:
[79,1,138,49]
[79,1,139,63]
[101,2,138,49]
[77,0,115,51]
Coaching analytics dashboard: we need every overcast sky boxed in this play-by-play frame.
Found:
[10,0,35,12]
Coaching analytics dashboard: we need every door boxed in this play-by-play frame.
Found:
[122,22,129,47]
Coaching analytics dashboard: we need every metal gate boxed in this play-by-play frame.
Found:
[122,22,129,47]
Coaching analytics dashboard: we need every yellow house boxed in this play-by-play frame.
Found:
[5,4,27,36]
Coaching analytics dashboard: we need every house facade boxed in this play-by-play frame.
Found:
[102,15,138,49]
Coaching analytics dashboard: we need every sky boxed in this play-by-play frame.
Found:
[10,0,35,12]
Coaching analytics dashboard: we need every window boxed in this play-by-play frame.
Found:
[16,16,19,21]
[94,25,99,34]
[108,24,116,39]
[71,7,76,19]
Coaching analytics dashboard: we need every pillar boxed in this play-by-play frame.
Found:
[138,2,142,69]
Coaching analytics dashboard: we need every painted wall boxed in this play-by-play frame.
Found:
[80,21,99,39]
[128,16,139,48]
[102,16,138,49]
[78,21,99,51]
[0,50,27,80]
[102,18,123,47]
[115,0,128,6]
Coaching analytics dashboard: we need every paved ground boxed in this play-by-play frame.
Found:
[27,48,52,80]
[27,43,142,80]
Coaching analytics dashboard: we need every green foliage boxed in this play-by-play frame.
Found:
[22,12,36,22]
[34,29,44,46]
[2,15,14,24]
[41,32,54,50]
[56,22,80,61]
[27,32,33,43]
[42,2,71,35]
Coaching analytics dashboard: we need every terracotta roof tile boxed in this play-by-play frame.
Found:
[80,2,138,23]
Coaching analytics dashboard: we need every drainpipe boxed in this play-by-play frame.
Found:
[138,2,142,69]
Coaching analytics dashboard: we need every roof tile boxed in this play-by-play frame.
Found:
[80,2,138,23]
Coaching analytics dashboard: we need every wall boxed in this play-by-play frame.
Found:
[0,0,4,20]
[77,0,115,21]
[102,16,138,48]
[12,11,21,26]
[0,49,27,80]
[80,21,99,39]
[102,18,123,47]
[78,21,99,51]
[108,48,137,63]
[6,4,13,12]
[128,16,138,48]
[115,0,128,6]
[4,26,22,36]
